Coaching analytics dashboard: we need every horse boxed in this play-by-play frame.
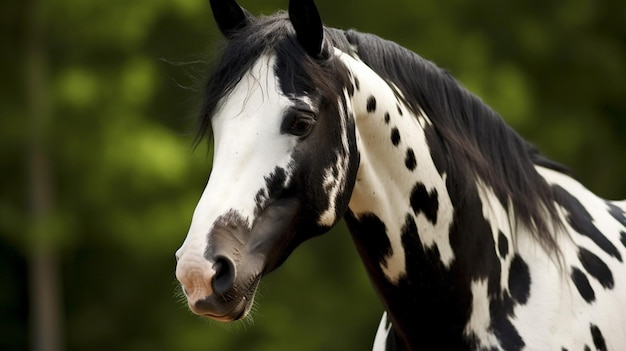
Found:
[174,0,626,349]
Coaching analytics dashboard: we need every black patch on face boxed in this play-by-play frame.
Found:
[391,127,401,146]
[396,103,403,116]
[205,210,250,262]
[254,166,288,214]
[590,324,607,351]
[498,231,509,259]
[366,95,377,113]
[508,254,531,305]
[570,267,595,303]
[266,167,287,194]
[384,112,390,124]
[254,188,267,213]
[354,77,360,91]
[409,183,438,224]
[607,201,626,227]
[584,346,591,351]
[404,148,417,171]
[578,247,614,289]
[553,185,622,262]
[621,231,626,248]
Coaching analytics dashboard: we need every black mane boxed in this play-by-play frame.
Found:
[198,11,566,252]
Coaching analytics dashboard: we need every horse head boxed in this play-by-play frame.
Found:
[174,0,358,321]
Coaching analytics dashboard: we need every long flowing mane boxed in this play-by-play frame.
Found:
[198,12,567,253]
[332,30,567,253]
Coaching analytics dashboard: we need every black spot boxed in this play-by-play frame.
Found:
[397,104,403,116]
[561,348,568,351]
[391,127,401,146]
[607,201,626,227]
[590,324,607,351]
[578,247,614,289]
[584,346,591,351]
[489,291,517,350]
[354,77,360,91]
[348,210,465,349]
[384,112,390,124]
[344,211,392,266]
[508,254,531,304]
[571,267,595,303]
[554,185,622,262]
[498,231,509,258]
[621,231,626,248]
[366,95,377,113]
[409,183,438,224]
[404,148,417,171]
[492,323,525,351]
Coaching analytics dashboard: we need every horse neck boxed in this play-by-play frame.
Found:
[338,52,516,347]
[339,52,457,283]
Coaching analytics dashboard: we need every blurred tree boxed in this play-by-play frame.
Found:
[0,0,624,350]
[23,1,63,350]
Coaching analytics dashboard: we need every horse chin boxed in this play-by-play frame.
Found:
[195,277,261,322]
[201,301,250,322]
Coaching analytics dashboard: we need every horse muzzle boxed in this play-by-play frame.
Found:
[176,252,262,321]
[176,214,262,321]
[175,198,301,321]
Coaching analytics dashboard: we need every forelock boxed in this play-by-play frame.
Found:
[196,12,293,145]
[196,12,355,146]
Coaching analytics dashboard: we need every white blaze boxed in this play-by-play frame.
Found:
[177,54,297,267]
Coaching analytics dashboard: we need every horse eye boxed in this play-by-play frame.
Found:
[284,112,316,137]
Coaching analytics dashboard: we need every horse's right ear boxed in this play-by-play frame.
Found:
[210,0,251,39]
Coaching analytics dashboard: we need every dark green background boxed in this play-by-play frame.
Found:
[2,0,624,350]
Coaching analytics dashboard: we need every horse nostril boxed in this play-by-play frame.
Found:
[212,256,236,295]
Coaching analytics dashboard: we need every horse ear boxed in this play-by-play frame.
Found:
[210,0,251,39]
[289,0,327,59]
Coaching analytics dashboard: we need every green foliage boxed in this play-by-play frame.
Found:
[1,0,625,350]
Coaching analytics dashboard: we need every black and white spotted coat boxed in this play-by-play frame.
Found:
[337,49,626,351]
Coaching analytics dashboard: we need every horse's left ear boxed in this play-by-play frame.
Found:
[210,0,251,39]
[289,0,328,59]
